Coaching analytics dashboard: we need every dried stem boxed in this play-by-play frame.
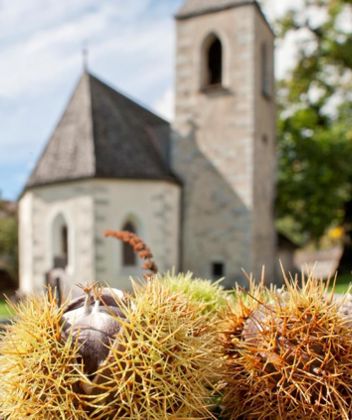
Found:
[105,230,158,279]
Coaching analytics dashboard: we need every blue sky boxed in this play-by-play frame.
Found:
[0,0,295,200]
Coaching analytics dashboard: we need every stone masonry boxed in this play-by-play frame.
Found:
[172,2,276,285]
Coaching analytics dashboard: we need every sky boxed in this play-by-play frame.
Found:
[0,0,299,200]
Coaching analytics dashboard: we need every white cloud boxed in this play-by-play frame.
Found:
[0,0,177,101]
[0,10,107,97]
[99,0,151,21]
[154,88,175,121]
[0,0,96,47]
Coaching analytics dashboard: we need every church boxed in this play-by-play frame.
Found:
[19,0,276,294]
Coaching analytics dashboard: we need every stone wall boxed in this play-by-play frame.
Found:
[252,7,277,281]
[173,4,276,285]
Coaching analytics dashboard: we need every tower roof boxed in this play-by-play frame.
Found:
[25,72,178,191]
[176,0,255,19]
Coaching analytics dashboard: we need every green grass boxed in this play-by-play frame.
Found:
[330,274,352,294]
[0,300,13,318]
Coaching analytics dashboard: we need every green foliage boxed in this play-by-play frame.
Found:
[276,0,352,246]
[0,217,17,256]
[332,274,352,294]
[0,215,18,280]
[277,103,352,242]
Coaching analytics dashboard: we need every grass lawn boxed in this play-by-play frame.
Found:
[331,274,352,294]
[0,300,13,319]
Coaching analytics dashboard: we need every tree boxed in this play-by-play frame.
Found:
[275,0,352,272]
[0,207,18,283]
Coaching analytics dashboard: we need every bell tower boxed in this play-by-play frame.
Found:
[172,0,276,285]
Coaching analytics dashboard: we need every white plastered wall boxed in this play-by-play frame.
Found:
[92,179,181,291]
[19,179,181,294]
[19,182,95,295]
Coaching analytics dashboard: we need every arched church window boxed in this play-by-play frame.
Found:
[122,221,137,267]
[61,225,68,260]
[52,213,69,269]
[203,34,223,87]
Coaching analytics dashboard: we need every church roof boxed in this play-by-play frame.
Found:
[25,72,178,190]
[176,0,255,19]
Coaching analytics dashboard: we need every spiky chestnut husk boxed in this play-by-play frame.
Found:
[0,278,221,419]
[86,277,222,419]
[158,271,229,316]
[220,276,352,420]
[0,293,89,419]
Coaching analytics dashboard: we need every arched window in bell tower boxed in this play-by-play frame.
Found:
[202,34,223,87]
